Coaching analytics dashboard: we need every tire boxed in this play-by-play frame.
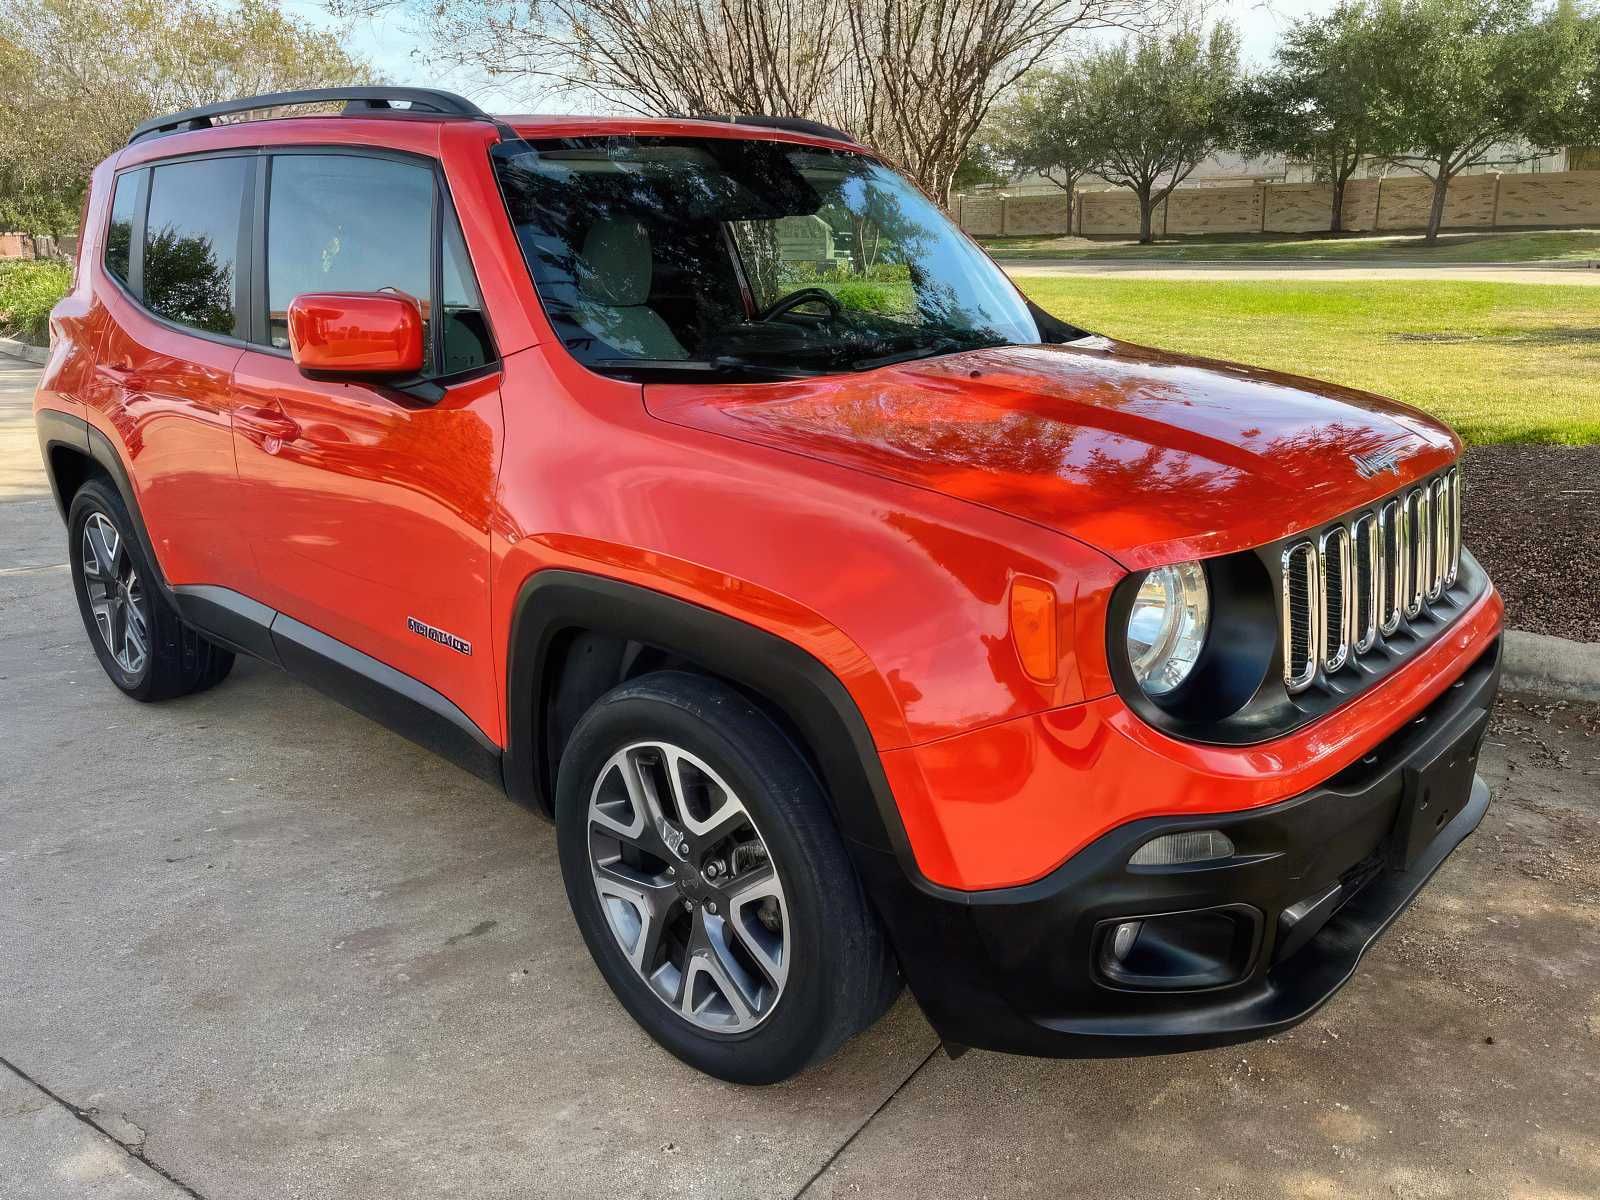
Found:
[68,479,234,702]
[556,670,898,1084]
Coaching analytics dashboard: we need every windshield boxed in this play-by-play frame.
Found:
[491,136,1054,379]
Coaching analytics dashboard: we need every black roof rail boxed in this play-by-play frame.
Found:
[128,87,491,145]
[698,114,860,145]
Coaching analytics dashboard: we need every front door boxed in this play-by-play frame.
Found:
[230,149,504,738]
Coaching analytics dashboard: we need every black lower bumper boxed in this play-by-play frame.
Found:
[856,638,1501,1057]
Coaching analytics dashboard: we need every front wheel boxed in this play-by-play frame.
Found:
[555,671,897,1084]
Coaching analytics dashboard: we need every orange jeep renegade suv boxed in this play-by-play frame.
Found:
[34,88,1503,1083]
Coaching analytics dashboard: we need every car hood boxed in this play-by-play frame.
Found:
[644,340,1460,570]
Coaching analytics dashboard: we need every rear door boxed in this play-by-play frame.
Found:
[88,154,259,594]
[229,148,505,738]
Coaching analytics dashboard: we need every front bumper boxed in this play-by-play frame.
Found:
[856,637,1501,1057]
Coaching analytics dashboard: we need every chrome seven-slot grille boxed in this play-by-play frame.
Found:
[1281,467,1463,694]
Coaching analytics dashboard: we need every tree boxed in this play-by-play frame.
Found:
[1366,0,1600,242]
[951,140,1009,193]
[327,0,1158,207]
[1238,3,1384,233]
[986,64,1096,232]
[1076,24,1241,243]
[0,0,372,237]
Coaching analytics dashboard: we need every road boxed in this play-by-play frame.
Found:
[3,353,1599,1199]
[1001,259,1600,285]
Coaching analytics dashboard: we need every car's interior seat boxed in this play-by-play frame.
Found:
[572,218,687,359]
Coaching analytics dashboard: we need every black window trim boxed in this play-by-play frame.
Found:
[102,144,500,385]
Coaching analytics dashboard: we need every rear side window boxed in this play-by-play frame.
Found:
[143,157,249,337]
[266,154,435,370]
[104,171,142,285]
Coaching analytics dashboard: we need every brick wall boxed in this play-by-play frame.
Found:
[1496,171,1600,227]
[1265,184,1336,233]
[1000,192,1071,236]
[1078,190,1164,235]
[0,232,76,260]
[956,194,1003,237]
[956,169,1599,238]
[1165,185,1262,234]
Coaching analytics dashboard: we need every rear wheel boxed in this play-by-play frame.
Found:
[556,670,897,1083]
[68,479,234,701]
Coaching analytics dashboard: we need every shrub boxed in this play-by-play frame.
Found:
[0,259,71,345]
[829,280,898,312]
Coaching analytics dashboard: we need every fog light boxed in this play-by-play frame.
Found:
[1095,905,1261,991]
[1108,920,1143,963]
[1128,829,1235,867]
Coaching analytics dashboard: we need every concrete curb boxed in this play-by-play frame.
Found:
[1501,630,1600,703]
[0,337,48,365]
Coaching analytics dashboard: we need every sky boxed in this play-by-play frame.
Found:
[283,0,1341,116]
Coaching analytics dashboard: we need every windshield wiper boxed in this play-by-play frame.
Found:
[587,357,819,382]
[846,337,974,372]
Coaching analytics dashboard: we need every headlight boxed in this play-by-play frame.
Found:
[1126,561,1210,695]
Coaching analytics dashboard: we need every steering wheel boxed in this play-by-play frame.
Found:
[756,287,843,323]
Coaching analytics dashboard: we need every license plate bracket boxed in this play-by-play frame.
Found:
[1393,707,1490,870]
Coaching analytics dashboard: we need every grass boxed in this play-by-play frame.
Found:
[981,228,1600,264]
[1019,275,1600,444]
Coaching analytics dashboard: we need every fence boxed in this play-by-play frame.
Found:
[955,170,1600,238]
[0,232,77,260]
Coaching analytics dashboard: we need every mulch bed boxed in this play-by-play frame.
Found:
[1462,444,1600,643]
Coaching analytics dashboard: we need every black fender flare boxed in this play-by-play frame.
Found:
[503,569,937,886]
[36,408,177,605]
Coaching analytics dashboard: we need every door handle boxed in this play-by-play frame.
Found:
[236,404,301,443]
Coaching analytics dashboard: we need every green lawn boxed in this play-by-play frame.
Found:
[982,228,1600,264]
[1019,276,1600,444]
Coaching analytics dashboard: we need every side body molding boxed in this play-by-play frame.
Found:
[169,585,503,785]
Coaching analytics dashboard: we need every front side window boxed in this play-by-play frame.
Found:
[492,137,1043,379]
[266,153,436,371]
[143,157,248,336]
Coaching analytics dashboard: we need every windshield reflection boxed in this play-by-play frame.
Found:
[492,137,1046,379]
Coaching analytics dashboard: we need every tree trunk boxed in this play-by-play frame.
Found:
[1137,191,1155,244]
[1330,176,1346,234]
[1424,171,1450,244]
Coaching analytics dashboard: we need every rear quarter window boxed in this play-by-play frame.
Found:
[104,170,142,286]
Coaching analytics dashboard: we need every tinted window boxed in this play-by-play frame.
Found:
[144,157,248,336]
[105,170,141,285]
[266,154,434,369]
[440,211,492,374]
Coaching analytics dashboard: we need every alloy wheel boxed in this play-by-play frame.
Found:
[586,740,790,1033]
[81,511,148,675]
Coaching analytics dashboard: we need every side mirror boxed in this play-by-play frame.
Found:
[287,292,424,378]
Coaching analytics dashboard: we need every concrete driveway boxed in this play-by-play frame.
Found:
[3,354,1599,1199]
